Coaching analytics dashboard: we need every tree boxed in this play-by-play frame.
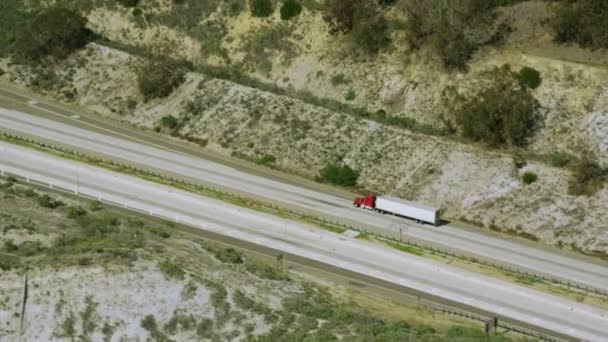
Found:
[117,0,139,7]
[323,0,353,34]
[551,0,608,49]
[319,163,359,186]
[281,0,303,20]
[402,0,506,69]
[14,7,94,62]
[517,66,542,90]
[136,57,188,102]
[323,0,390,53]
[250,0,274,17]
[447,65,541,147]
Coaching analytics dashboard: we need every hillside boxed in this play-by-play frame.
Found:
[0,0,607,256]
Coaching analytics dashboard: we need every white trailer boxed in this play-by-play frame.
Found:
[375,196,440,226]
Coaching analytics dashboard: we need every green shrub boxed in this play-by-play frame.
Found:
[281,0,302,20]
[446,325,486,339]
[403,0,505,69]
[330,73,350,86]
[135,58,188,102]
[14,7,94,62]
[448,65,540,147]
[213,247,243,264]
[132,8,143,16]
[551,0,608,49]
[344,88,356,101]
[117,0,139,7]
[318,163,359,186]
[140,314,158,333]
[551,151,571,167]
[256,154,276,166]
[522,171,538,185]
[517,66,542,89]
[568,159,607,196]
[250,0,274,17]
[38,195,64,209]
[351,13,391,54]
[160,115,179,129]
[67,206,88,219]
[159,260,185,280]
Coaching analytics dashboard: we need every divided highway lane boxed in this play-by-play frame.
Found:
[1,107,608,294]
[2,142,608,341]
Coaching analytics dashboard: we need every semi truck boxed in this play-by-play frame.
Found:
[353,195,440,226]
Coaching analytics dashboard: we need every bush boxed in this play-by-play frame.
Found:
[38,195,64,209]
[117,0,139,7]
[568,159,607,196]
[448,65,540,147]
[159,260,185,280]
[160,115,179,129]
[403,0,505,69]
[344,88,356,101]
[551,151,571,168]
[551,0,608,49]
[281,0,302,20]
[256,154,276,166]
[522,171,538,185]
[135,58,188,102]
[67,206,88,219]
[14,7,94,62]
[330,73,349,86]
[213,247,243,264]
[323,0,357,34]
[250,0,274,17]
[318,163,359,186]
[517,66,542,89]
[351,13,391,54]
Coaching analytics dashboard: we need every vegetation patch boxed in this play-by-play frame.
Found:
[13,6,95,62]
[135,57,189,102]
[521,171,538,185]
[281,0,303,21]
[445,64,541,147]
[403,0,510,69]
[568,159,607,196]
[250,0,274,18]
[551,0,608,49]
[318,163,359,187]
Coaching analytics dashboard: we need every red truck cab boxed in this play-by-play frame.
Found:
[353,195,376,209]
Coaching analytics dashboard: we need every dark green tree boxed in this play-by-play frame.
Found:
[250,0,274,17]
[14,7,94,61]
[319,163,360,186]
[281,0,302,20]
[136,57,188,101]
[448,65,541,146]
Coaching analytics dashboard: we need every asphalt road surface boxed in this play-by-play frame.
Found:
[1,104,607,295]
[2,142,608,341]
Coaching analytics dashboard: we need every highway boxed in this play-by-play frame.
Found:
[0,103,607,295]
[2,142,608,341]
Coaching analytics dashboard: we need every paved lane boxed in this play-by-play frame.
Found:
[2,142,608,341]
[1,107,607,294]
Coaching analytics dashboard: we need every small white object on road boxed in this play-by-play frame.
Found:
[342,229,360,238]
[70,114,80,120]
[27,100,38,105]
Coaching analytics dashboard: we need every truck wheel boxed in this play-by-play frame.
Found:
[353,203,360,208]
